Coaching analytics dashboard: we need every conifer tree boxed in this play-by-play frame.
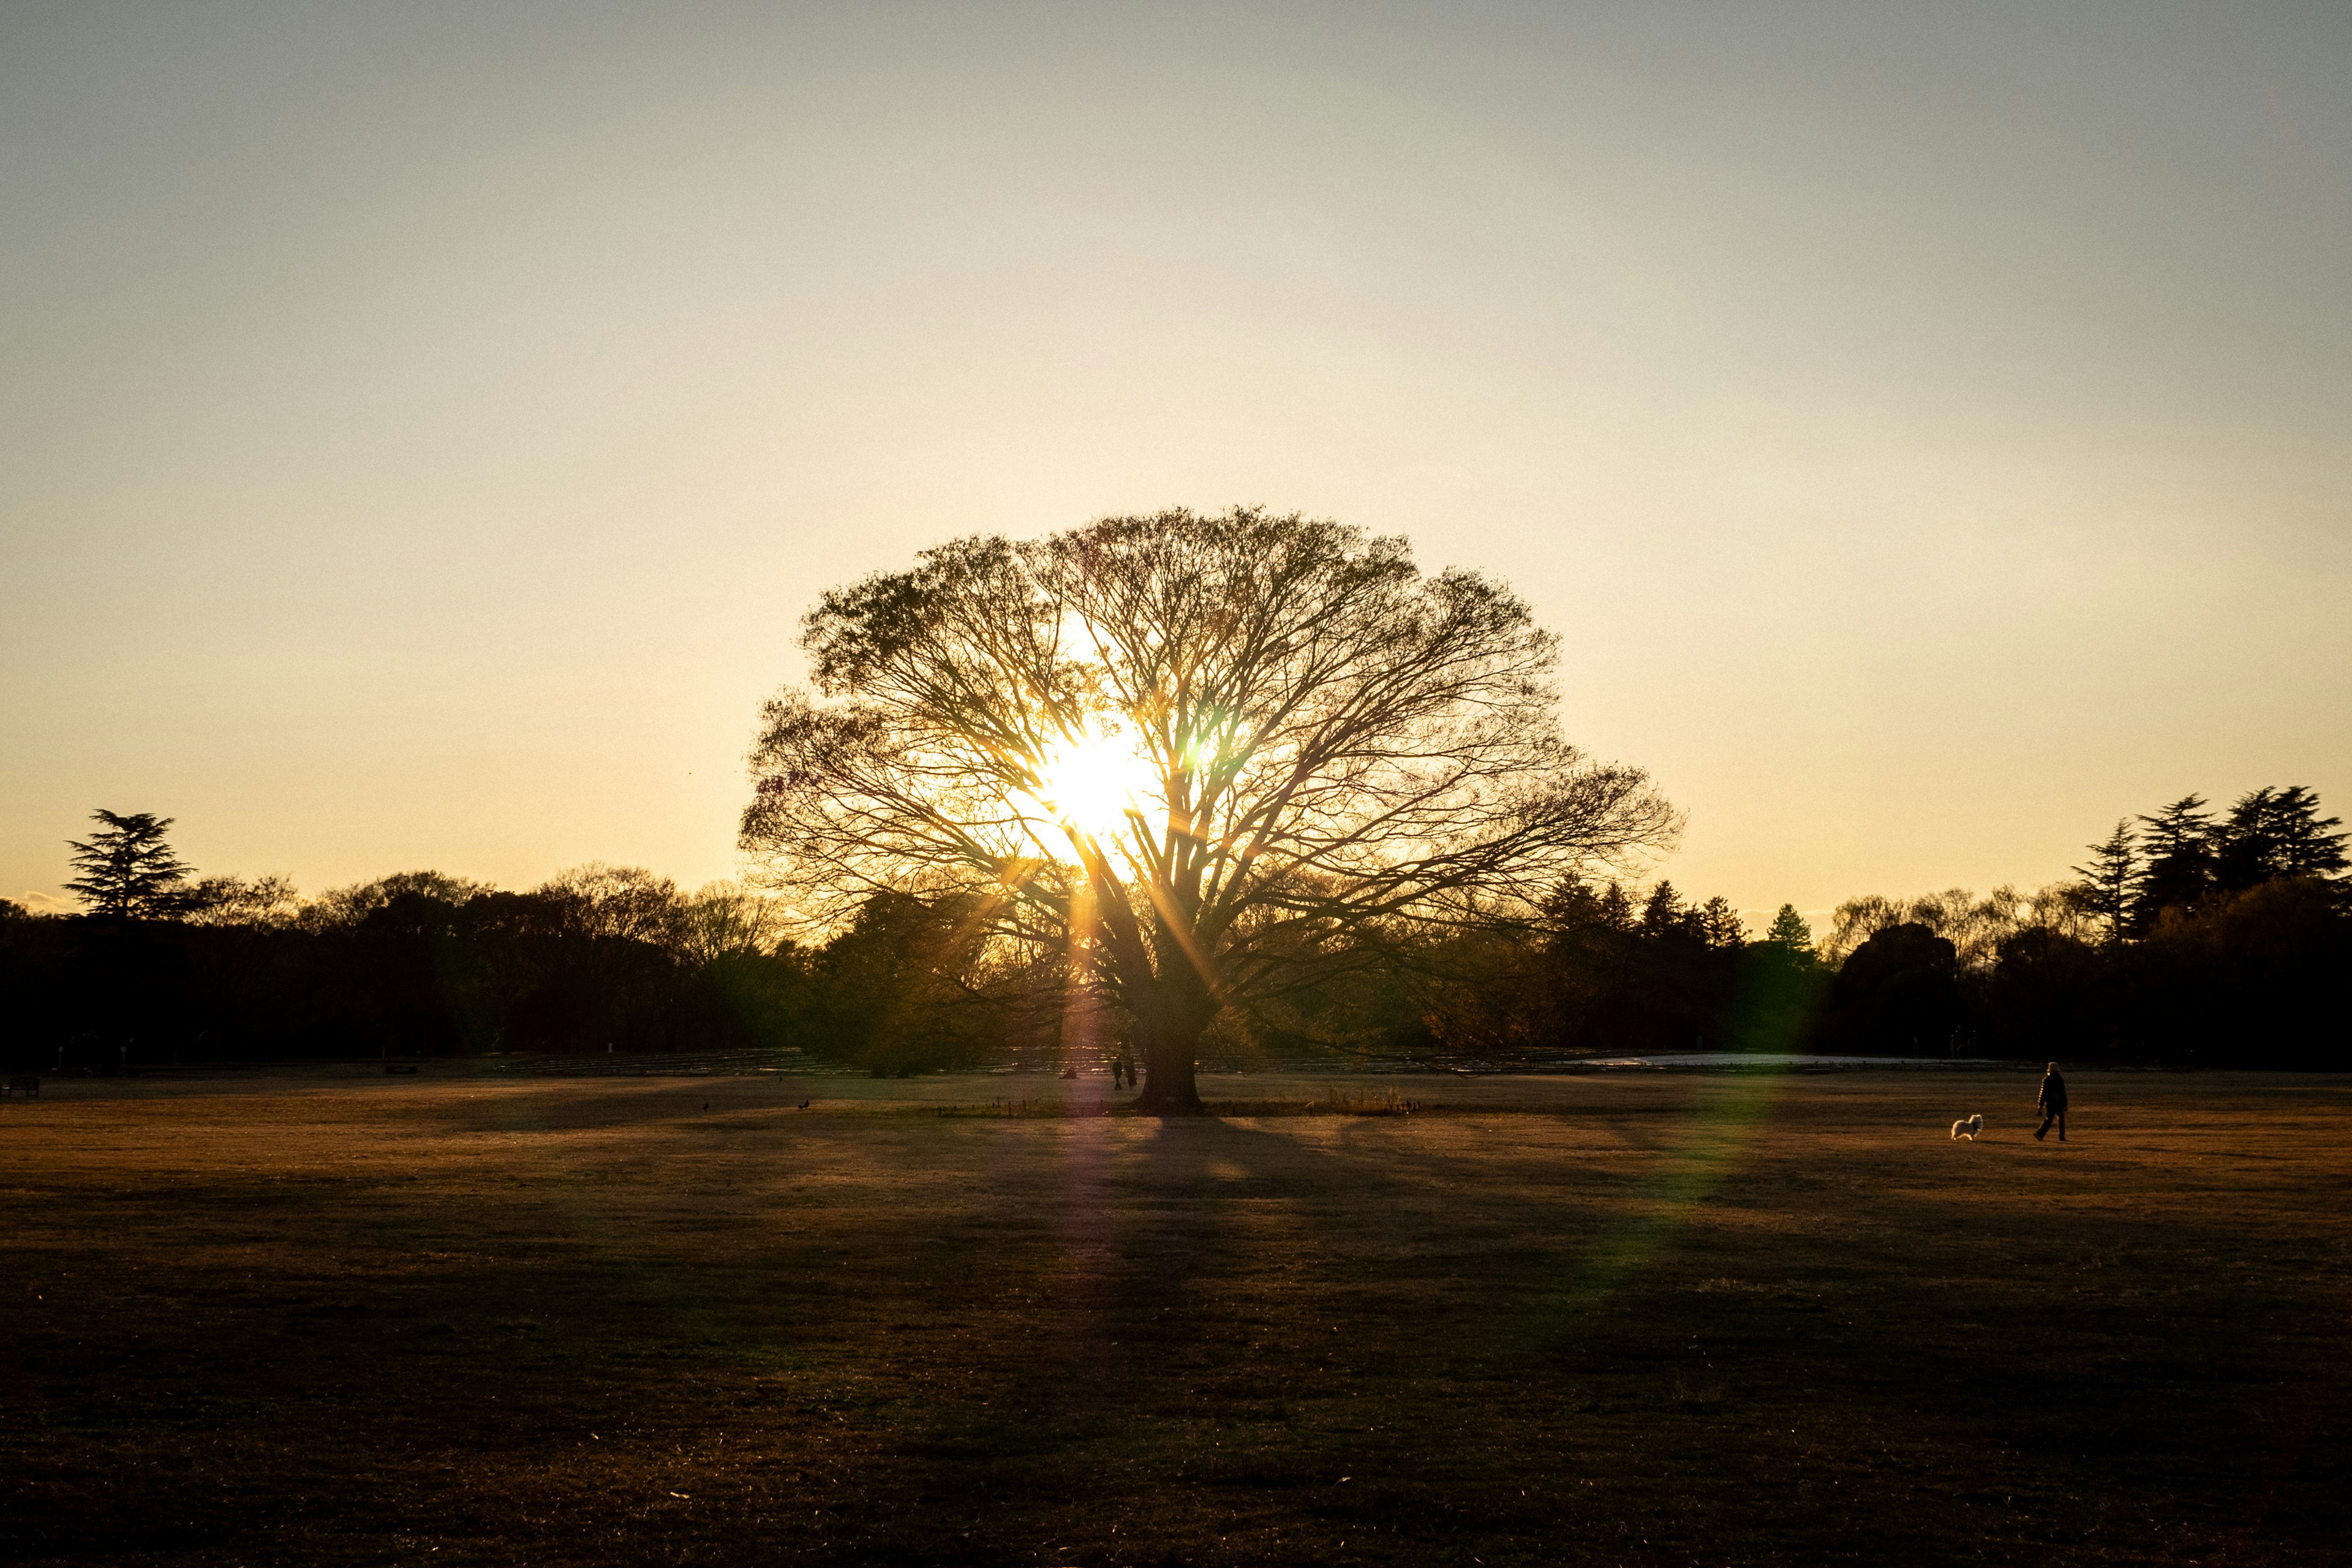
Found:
[1698,895,1745,949]
[1640,880,1685,939]
[65,810,195,920]
[2214,786,2346,889]
[2071,819,2137,944]
[2270,786,2348,878]
[2132,795,2213,929]
[2212,788,2281,892]
[1762,903,1814,958]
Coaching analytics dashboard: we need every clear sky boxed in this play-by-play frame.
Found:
[4,1,2348,925]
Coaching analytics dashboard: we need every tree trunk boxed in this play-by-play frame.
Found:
[1133,1019,1207,1114]
[1130,973,1214,1115]
[1111,927,1216,1115]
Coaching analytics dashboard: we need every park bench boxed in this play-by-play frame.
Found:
[5,1075,38,1098]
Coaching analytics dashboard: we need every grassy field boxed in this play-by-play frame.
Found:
[2,1067,2347,1566]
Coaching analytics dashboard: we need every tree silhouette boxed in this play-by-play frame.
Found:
[2071,819,2138,945]
[2212,786,2348,890]
[742,508,1677,1112]
[1762,903,1815,957]
[65,810,194,919]
[187,873,301,927]
[1593,881,1638,933]
[1819,894,1906,967]
[1697,895,1745,949]
[1821,922,1961,1054]
[2133,795,2214,929]
[1639,880,1687,940]
[2270,786,2350,878]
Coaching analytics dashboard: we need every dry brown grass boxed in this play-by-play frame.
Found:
[2,1067,2348,1566]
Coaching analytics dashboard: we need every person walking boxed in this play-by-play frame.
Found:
[2034,1061,2069,1142]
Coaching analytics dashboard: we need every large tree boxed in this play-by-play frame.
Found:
[2133,794,2214,930]
[742,508,1678,1112]
[2211,785,2348,891]
[2071,818,2138,946]
[65,809,195,920]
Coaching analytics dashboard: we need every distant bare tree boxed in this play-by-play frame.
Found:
[538,864,686,946]
[300,870,492,931]
[678,881,793,964]
[742,507,1678,1112]
[1819,894,1908,968]
[187,874,303,928]
[1823,883,2096,973]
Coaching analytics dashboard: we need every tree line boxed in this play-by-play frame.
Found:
[6,782,2343,1074]
[13,513,2343,1083]
[4,823,1058,1074]
[1793,785,2348,1067]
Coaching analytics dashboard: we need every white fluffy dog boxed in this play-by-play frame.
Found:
[1950,1114,1985,1140]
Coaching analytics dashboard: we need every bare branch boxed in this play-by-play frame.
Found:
[742,508,1678,1110]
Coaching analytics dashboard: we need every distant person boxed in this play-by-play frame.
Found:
[2034,1063,2069,1142]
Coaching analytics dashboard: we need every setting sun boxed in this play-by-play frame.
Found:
[1029,726,1156,845]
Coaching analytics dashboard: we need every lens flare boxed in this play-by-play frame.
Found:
[1030,728,1153,843]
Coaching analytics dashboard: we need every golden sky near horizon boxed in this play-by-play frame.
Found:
[4,2,2349,925]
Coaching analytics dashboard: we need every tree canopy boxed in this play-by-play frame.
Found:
[2071,819,2136,945]
[1762,903,1815,956]
[741,507,1678,1110]
[65,810,194,919]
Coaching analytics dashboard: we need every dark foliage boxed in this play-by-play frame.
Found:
[798,890,1059,1076]
[6,783,2345,1072]
[1,875,804,1071]
[1818,923,1964,1054]
[1305,788,2348,1068]
[0,869,1077,1076]
[1983,925,2109,1059]
[2113,878,2352,1068]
